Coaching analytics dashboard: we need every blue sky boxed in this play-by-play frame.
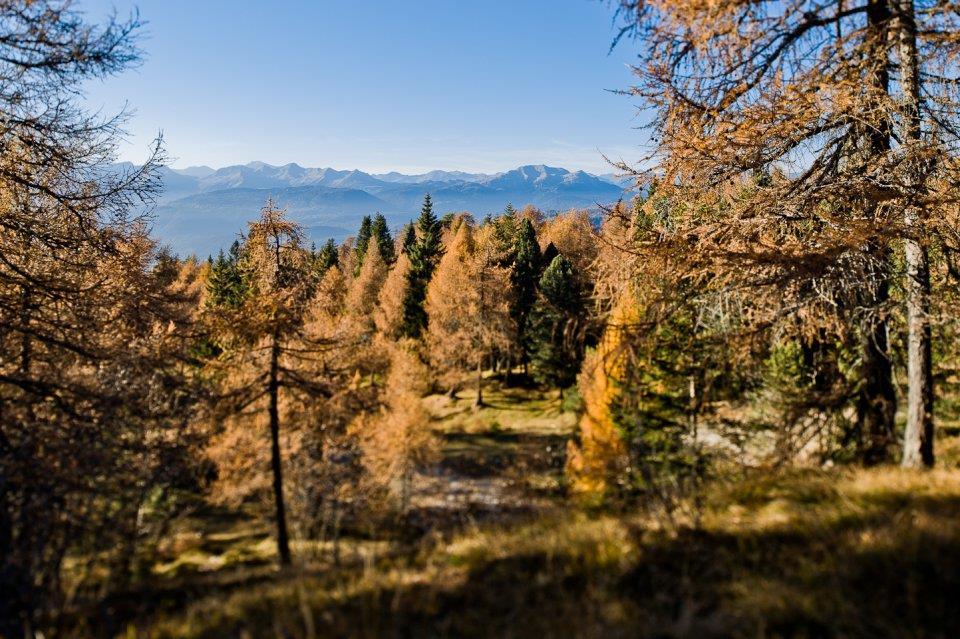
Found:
[81,0,647,174]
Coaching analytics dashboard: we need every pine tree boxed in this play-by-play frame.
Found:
[401,194,444,338]
[511,218,542,368]
[371,213,395,264]
[529,255,586,398]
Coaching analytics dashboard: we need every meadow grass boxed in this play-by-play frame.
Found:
[92,383,960,638]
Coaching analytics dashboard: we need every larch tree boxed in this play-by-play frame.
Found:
[205,202,332,567]
[612,0,960,466]
[0,2,209,632]
[350,341,438,514]
[539,210,599,283]
[342,236,390,378]
[426,222,513,405]
[566,290,636,499]
[375,250,413,340]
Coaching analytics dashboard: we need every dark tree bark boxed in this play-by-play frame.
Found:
[268,331,292,566]
[855,0,897,465]
[475,358,484,407]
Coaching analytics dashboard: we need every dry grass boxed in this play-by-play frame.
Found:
[117,465,960,639]
[67,387,960,638]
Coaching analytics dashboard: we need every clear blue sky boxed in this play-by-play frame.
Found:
[80,0,646,174]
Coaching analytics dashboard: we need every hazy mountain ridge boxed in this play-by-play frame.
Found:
[144,162,627,256]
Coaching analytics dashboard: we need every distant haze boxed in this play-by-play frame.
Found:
[129,161,634,257]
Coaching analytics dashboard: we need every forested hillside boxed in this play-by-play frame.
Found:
[4,1,960,637]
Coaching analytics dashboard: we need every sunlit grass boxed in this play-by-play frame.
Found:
[131,463,960,638]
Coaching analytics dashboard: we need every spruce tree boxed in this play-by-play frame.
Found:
[529,255,586,397]
[401,194,444,338]
[371,213,395,264]
[206,240,248,309]
[354,215,373,274]
[511,217,542,366]
[316,238,339,273]
[490,206,518,267]
[401,223,416,254]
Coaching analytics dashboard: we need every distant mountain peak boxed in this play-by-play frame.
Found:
[129,160,626,256]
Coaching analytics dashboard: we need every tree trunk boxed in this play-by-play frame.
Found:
[853,0,897,465]
[856,274,897,465]
[268,332,292,566]
[897,0,935,468]
[475,357,484,407]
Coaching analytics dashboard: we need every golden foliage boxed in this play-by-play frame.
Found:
[425,221,513,389]
[566,289,636,498]
[350,341,438,511]
[374,250,411,340]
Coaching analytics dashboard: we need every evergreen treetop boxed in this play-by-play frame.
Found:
[529,254,586,392]
[206,239,249,309]
[511,217,543,360]
[401,223,416,254]
[400,193,445,338]
[354,215,373,273]
[371,213,395,264]
[315,238,339,273]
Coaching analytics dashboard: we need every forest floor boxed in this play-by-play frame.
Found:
[80,381,960,638]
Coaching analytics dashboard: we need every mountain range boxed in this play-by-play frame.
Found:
[125,162,629,256]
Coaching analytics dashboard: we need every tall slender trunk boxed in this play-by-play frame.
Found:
[857,276,897,464]
[268,331,292,566]
[855,0,898,464]
[897,0,935,467]
[475,357,484,407]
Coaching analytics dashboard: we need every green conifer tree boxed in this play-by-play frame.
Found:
[529,255,586,397]
[371,213,395,264]
[354,215,373,274]
[315,238,339,274]
[490,205,519,267]
[401,194,444,338]
[206,240,248,309]
[401,223,416,254]
[511,218,542,366]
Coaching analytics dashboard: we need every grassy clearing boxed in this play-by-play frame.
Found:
[130,466,960,638]
[74,382,960,638]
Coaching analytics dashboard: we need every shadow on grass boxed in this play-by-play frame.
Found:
[136,482,960,639]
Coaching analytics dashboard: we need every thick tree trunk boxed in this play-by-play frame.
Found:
[268,333,292,566]
[897,0,935,468]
